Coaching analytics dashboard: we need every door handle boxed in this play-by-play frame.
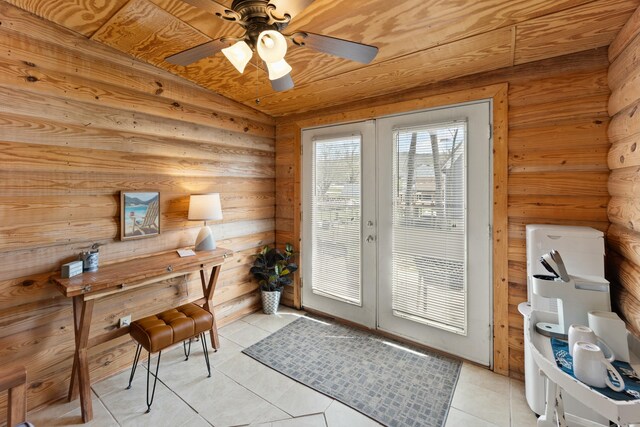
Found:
[366,235,376,243]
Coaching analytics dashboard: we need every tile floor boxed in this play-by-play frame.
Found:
[29,307,538,427]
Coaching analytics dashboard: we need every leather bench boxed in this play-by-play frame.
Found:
[126,303,213,413]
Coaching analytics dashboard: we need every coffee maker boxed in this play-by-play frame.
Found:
[532,249,610,338]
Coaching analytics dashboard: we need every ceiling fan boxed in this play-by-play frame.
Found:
[165,0,379,92]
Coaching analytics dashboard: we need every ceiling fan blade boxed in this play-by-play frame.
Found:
[291,32,378,64]
[270,73,295,92]
[165,39,229,66]
[268,0,315,22]
[181,0,240,22]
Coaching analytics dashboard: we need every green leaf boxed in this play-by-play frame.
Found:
[286,263,298,273]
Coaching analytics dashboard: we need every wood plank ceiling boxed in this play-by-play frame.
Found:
[4,0,640,116]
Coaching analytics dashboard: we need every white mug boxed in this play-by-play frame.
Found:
[568,324,615,361]
[573,341,625,391]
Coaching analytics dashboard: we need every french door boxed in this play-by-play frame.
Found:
[302,101,492,366]
[301,121,377,328]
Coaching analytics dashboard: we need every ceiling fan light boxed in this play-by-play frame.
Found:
[257,30,288,63]
[222,41,253,73]
[266,58,292,80]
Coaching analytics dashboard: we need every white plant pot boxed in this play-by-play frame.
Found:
[261,290,281,315]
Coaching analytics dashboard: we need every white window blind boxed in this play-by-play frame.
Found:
[391,121,468,334]
[310,134,362,305]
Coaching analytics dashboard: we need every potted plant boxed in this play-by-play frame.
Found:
[250,243,298,314]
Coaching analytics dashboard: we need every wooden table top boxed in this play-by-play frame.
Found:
[51,247,233,297]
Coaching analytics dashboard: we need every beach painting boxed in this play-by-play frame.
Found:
[120,191,160,240]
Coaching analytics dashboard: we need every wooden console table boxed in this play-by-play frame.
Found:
[50,247,233,423]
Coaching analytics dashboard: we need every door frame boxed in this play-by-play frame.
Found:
[281,84,509,375]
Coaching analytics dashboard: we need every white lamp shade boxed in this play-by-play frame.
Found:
[257,30,288,63]
[222,41,253,73]
[188,193,223,221]
[266,58,292,81]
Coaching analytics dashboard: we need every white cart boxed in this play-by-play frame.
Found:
[522,303,640,426]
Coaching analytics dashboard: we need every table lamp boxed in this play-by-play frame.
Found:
[188,193,223,251]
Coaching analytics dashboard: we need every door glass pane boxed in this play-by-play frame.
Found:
[391,121,467,334]
[311,135,362,305]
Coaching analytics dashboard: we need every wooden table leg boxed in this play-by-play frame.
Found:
[8,382,27,427]
[200,265,221,350]
[5,366,27,427]
[68,296,82,402]
[68,296,94,423]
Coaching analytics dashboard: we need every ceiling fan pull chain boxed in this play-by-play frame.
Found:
[255,54,261,105]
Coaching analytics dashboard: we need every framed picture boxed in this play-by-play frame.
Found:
[120,191,160,240]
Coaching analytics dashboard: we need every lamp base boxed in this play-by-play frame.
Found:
[194,226,217,251]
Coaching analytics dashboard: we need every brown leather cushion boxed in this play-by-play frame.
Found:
[130,303,213,353]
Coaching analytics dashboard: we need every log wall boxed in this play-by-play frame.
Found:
[0,2,275,418]
[607,6,640,334]
[275,48,611,378]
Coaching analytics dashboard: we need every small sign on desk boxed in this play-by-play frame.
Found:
[61,260,84,278]
[177,248,196,257]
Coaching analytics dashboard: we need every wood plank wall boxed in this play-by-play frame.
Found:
[275,48,611,378]
[606,6,640,334]
[0,2,275,418]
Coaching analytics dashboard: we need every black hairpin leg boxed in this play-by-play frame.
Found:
[200,333,211,378]
[126,344,142,390]
[145,351,162,413]
[183,338,192,361]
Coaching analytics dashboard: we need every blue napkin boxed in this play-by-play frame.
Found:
[551,338,640,401]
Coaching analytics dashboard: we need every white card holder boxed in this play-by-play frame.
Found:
[588,310,630,363]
